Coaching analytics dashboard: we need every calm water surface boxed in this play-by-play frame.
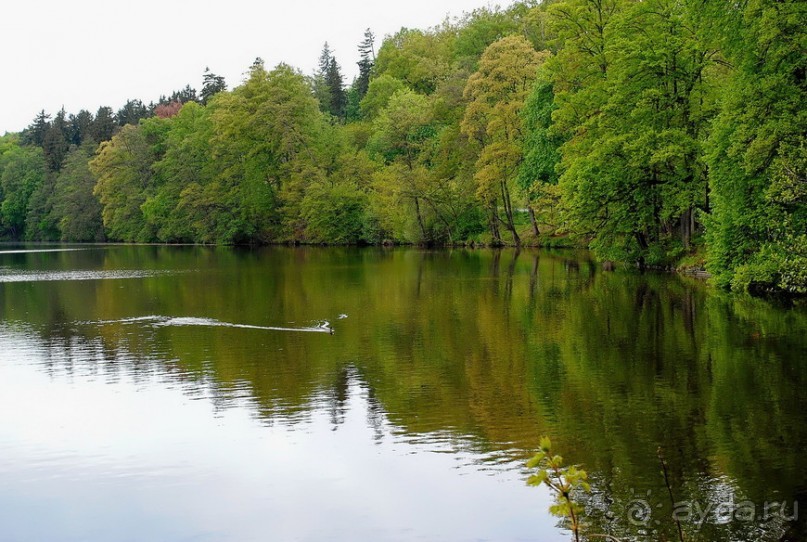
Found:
[0,245,805,541]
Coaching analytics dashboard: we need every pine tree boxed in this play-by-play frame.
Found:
[326,57,347,120]
[314,43,333,114]
[117,99,149,126]
[201,67,227,105]
[90,106,116,143]
[356,28,375,99]
[42,108,70,171]
[24,110,51,147]
[68,110,94,146]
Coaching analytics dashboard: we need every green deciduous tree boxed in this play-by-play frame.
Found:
[703,0,807,293]
[374,28,454,95]
[199,62,324,243]
[549,0,715,266]
[368,89,437,243]
[51,142,104,241]
[519,74,563,236]
[462,35,549,246]
[0,144,46,239]
[146,101,214,242]
[359,75,407,120]
[90,121,166,241]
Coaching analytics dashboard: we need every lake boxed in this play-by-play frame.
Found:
[0,245,804,541]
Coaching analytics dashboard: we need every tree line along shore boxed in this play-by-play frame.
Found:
[0,0,804,294]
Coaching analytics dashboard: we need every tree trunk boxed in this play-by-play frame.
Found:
[489,205,502,245]
[414,196,427,243]
[500,181,520,247]
[680,206,693,249]
[528,206,540,237]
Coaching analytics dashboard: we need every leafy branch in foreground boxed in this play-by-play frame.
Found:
[527,436,623,542]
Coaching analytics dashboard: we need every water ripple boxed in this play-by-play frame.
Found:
[0,269,174,283]
[82,315,334,334]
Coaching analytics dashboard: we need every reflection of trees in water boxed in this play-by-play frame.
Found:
[2,246,806,541]
[328,365,351,428]
[576,471,801,542]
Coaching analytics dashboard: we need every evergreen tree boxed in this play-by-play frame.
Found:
[356,28,376,100]
[156,85,198,108]
[68,110,94,146]
[42,108,70,171]
[326,57,347,120]
[313,43,334,114]
[23,110,51,147]
[90,106,116,143]
[200,67,227,105]
[117,99,149,126]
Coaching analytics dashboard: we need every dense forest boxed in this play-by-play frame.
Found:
[0,0,804,294]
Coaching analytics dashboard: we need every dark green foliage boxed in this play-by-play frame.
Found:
[157,85,198,106]
[68,110,94,146]
[23,110,51,147]
[325,57,347,119]
[90,106,116,143]
[356,28,375,100]
[42,108,70,172]
[24,174,58,241]
[117,99,149,126]
[0,143,46,239]
[519,79,560,191]
[313,44,347,120]
[200,67,227,105]
[52,143,104,241]
[703,0,807,293]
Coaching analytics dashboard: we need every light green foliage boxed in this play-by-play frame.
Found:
[368,89,437,242]
[527,437,591,542]
[202,62,325,243]
[146,101,213,242]
[453,6,522,69]
[374,28,454,95]
[301,181,368,244]
[90,122,166,242]
[552,0,714,265]
[462,36,549,246]
[359,75,407,120]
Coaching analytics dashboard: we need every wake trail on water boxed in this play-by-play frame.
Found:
[81,315,334,334]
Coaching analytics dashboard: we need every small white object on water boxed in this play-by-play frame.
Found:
[338,314,348,320]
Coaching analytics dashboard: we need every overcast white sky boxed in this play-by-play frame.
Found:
[0,0,508,134]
